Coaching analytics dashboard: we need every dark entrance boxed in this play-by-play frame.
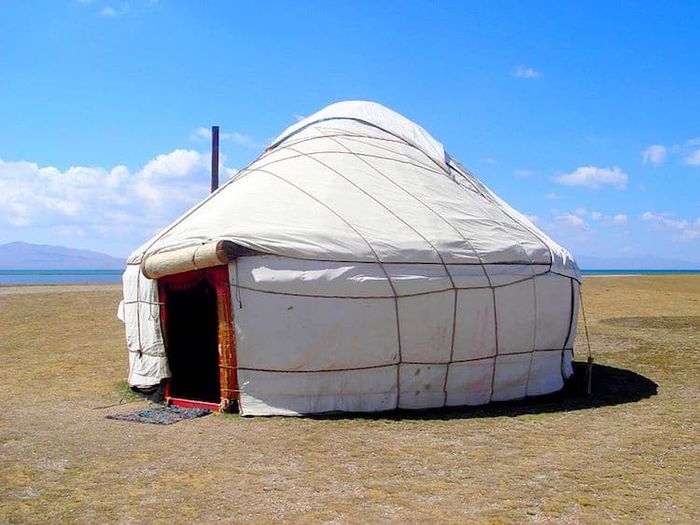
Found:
[161,273,221,403]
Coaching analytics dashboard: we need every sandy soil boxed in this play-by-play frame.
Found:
[0,284,121,296]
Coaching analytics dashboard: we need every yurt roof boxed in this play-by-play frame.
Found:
[129,100,579,279]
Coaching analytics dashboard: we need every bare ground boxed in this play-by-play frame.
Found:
[0,276,698,523]
[0,284,121,296]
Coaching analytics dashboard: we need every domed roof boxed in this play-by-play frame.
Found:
[130,101,578,279]
[270,100,448,168]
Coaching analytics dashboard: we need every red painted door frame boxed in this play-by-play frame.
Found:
[158,266,238,412]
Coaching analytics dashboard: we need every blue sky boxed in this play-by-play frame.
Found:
[1,1,698,263]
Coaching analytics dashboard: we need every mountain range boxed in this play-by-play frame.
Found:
[0,242,124,269]
[575,254,700,270]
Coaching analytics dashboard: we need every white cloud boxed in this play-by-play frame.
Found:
[525,215,540,225]
[681,228,700,241]
[192,127,261,148]
[642,145,667,166]
[556,213,586,227]
[555,209,628,229]
[581,209,628,225]
[642,212,700,241]
[656,137,700,167]
[141,149,207,180]
[513,65,542,79]
[545,192,559,200]
[642,212,685,229]
[484,157,498,165]
[514,169,534,177]
[550,212,594,243]
[192,127,211,141]
[552,166,628,189]
[225,131,258,148]
[612,214,628,225]
[685,148,700,166]
[99,3,128,17]
[0,150,237,254]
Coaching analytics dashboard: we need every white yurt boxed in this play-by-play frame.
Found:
[119,100,581,416]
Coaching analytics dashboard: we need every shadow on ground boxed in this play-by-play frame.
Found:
[309,362,658,421]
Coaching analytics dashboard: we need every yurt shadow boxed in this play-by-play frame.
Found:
[310,362,658,421]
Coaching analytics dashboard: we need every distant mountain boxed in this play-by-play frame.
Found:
[0,242,124,269]
[576,254,700,270]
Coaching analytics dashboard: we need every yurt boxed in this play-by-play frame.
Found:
[119,101,581,416]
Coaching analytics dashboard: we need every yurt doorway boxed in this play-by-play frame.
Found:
[158,266,238,411]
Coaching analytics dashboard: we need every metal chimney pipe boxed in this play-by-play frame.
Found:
[211,125,220,193]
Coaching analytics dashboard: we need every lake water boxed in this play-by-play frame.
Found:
[1,268,699,285]
[0,269,123,285]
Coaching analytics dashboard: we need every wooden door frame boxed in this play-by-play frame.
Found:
[158,265,238,412]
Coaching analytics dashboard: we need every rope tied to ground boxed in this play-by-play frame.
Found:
[579,285,594,395]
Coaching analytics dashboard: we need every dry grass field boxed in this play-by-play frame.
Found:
[1,276,698,523]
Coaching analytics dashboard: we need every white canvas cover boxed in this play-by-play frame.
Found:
[120,100,581,415]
